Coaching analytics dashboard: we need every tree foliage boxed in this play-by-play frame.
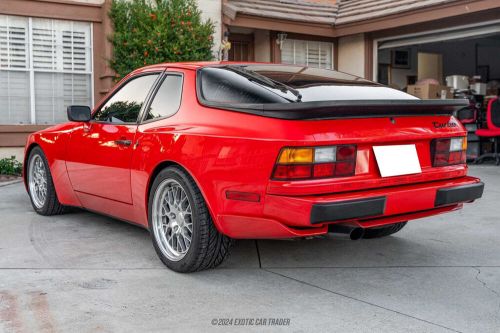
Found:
[109,0,215,80]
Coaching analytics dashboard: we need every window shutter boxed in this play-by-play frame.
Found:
[0,15,28,69]
[306,41,333,69]
[295,40,307,66]
[281,40,294,65]
[1,15,92,125]
[319,41,333,69]
[0,71,31,124]
[307,41,321,68]
[281,39,333,69]
[32,19,57,70]
[32,19,92,124]
[35,73,91,124]
[62,22,91,72]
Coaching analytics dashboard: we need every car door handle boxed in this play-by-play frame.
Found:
[115,139,132,147]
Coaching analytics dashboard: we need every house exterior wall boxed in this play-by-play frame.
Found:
[196,0,222,58]
[254,29,271,62]
[337,33,366,78]
[0,147,24,162]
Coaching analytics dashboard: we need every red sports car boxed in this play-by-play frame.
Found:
[24,62,484,272]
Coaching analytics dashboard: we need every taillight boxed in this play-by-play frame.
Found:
[272,145,357,180]
[431,137,467,167]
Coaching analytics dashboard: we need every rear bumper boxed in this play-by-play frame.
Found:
[311,182,484,224]
[217,176,483,239]
[434,182,484,207]
[311,196,386,224]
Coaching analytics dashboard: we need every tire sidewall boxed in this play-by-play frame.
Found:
[27,147,51,214]
[148,167,205,272]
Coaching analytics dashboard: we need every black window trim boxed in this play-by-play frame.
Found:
[195,65,468,120]
[138,71,184,124]
[91,71,163,125]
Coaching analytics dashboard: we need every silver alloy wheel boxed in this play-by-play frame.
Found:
[28,154,48,209]
[152,179,193,261]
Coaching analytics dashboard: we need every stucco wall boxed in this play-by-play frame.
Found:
[254,29,271,62]
[0,148,24,162]
[196,0,222,58]
[338,33,366,78]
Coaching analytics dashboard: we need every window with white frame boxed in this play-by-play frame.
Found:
[0,15,92,125]
[281,39,334,70]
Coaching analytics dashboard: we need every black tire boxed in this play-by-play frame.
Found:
[26,147,65,216]
[363,222,407,239]
[148,166,232,273]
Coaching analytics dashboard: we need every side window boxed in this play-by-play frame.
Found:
[144,75,183,121]
[93,74,159,123]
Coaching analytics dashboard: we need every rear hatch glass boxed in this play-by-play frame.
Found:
[197,64,417,104]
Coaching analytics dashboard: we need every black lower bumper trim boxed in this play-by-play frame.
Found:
[435,182,484,207]
[310,196,386,224]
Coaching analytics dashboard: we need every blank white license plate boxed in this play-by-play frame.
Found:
[373,145,422,177]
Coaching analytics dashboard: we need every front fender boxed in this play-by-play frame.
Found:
[23,124,82,207]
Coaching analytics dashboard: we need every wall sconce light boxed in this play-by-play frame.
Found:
[276,32,287,50]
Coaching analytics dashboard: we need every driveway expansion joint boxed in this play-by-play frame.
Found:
[263,268,463,333]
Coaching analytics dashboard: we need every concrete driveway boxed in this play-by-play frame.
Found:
[0,166,499,333]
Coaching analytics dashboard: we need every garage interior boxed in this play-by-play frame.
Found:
[376,21,500,162]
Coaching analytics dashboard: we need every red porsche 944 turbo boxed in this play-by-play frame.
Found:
[24,62,484,272]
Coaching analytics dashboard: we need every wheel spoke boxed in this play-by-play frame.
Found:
[178,235,185,252]
[29,154,48,209]
[152,178,195,261]
[182,229,191,242]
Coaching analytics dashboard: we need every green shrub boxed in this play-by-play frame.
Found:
[0,156,22,176]
[109,0,215,80]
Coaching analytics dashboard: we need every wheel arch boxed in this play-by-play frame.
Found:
[146,160,222,233]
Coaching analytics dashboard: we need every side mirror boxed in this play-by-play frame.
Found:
[67,105,91,122]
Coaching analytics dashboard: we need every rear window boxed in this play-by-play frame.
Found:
[197,65,416,104]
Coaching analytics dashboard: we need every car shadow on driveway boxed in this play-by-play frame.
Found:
[2,178,499,271]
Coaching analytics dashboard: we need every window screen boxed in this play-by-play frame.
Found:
[144,75,183,121]
[93,74,159,123]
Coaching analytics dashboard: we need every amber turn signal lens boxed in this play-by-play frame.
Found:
[278,148,313,164]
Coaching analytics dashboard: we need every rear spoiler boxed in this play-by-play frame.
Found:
[200,99,469,120]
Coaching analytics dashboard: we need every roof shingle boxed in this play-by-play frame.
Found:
[223,0,338,24]
[335,0,461,25]
[223,0,462,26]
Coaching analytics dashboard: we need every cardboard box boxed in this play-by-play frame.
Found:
[407,84,452,99]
